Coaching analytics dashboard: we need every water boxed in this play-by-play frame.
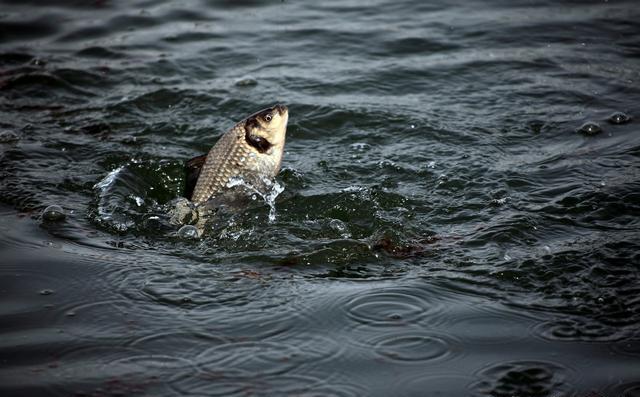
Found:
[1,0,640,395]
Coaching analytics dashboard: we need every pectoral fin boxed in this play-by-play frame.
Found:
[184,154,207,200]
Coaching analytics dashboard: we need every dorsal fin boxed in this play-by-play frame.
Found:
[184,154,207,200]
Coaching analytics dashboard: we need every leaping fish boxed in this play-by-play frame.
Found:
[184,104,289,206]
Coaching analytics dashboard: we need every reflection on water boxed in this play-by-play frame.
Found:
[2,0,640,395]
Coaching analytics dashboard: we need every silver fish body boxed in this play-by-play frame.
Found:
[186,104,289,206]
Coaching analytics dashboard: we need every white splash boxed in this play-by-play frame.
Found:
[226,176,284,222]
[93,166,124,191]
[92,165,133,231]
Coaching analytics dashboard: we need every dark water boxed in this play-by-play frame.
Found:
[1,0,640,395]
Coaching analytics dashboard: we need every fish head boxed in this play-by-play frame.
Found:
[243,104,288,153]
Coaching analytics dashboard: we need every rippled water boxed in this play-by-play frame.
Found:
[1,0,640,396]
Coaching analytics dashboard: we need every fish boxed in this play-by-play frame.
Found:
[185,104,289,206]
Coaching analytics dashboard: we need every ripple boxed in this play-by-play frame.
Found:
[610,336,640,358]
[380,36,459,55]
[534,317,623,342]
[0,15,60,43]
[470,360,572,397]
[140,271,272,308]
[2,1,640,396]
[192,333,342,380]
[397,374,476,397]
[128,330,228,356]
[57,299,156,342]
[139,271,315,340]
[75,46,124,59]
[196,341,303,376]
[49,346,179,397]
[108,354,196,382]
[344,286,436,327]
[0,130,20,143]
[450,306,533,345]
[174,373,366,397]
[603,381,640,397]
[371,332,452,363]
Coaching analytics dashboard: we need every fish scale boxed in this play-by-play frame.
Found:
[188,105,288,205]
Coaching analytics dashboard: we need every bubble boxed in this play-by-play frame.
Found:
[39,289,55,296]
[577,121,602,136]
[608,111,631,125]
[177,225,199,239]
[42,205,66,222]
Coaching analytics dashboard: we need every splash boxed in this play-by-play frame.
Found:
[93,166,124,191]
[93,166,132,231]
[226,176,284,222]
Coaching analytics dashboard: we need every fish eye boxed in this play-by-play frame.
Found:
[264,114,272,122]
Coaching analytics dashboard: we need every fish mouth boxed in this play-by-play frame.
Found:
[274,104,288,115]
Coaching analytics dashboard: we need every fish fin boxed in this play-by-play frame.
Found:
[184,154,207,200]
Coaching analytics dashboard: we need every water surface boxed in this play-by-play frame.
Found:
[1,0,640,396]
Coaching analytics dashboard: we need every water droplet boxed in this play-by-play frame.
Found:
[608,111,631,125]
[42,205,66,222]
[177,225,199,239]
[577,121,602,136]
[121,135,141,145]
[349,142,371,152]
[329,219,347,232]
[39,289,54,296]
[30,58,46,66]
[490,197,509,206]
[226,176,245,188]
[235,77,258,87]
